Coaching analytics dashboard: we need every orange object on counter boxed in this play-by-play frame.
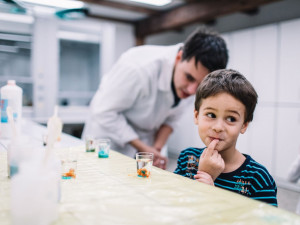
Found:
[63,168,76,178]
[137,168,150,178]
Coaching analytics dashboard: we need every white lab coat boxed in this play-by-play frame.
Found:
[82,44,193,157]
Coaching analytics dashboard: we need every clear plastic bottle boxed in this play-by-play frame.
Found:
[0,80,23,139]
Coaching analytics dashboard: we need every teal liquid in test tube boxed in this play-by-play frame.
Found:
[97,139,110,158]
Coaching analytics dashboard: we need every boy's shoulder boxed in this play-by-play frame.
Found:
[245,155,271,172]
[242,154,276,187]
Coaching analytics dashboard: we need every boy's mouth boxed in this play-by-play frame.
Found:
[209,137,222,142]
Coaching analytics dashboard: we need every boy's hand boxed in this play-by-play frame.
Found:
[198,139,225,180]
[194,171,214,186]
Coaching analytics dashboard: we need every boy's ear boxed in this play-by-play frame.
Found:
[240,122,249,134]
[194,109,199,125]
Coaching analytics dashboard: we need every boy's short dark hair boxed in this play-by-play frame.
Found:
[194,69,258,123]
[182,27,228,72]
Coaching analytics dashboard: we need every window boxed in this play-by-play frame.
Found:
[58,33,100,106]
[0,33,32,106]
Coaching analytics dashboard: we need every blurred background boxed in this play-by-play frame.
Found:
[1,0,300,212]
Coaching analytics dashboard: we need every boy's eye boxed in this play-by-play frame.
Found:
[186,74,195,82]
[227,116,236,122]
[207,113,216,118]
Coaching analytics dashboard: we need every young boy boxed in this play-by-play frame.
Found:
[174,69,277,206]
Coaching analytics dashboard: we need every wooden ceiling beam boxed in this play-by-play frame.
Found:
[135,0,282,38]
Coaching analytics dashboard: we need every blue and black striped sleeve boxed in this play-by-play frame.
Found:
[174,151,185,176]
[247,161,278,206]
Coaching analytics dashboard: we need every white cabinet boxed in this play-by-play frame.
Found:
[275,107,300,179]
[249,105,276,173]
[252,25,278,103]
[32,17,58,118]
[224,25,278,103]
[227,28,253,80]
[274,18,300,180]
[278,19,300,103]
[58,36,100,106]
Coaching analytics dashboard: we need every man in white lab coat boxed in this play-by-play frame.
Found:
[82,27,228,169]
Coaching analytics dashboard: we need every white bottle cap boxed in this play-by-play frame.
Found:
[7,80,16,85]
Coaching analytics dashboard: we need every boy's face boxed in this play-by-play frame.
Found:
[173,50,209,99]
[194,92,249,153]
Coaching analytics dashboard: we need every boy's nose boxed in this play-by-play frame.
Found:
[212,120,224,132]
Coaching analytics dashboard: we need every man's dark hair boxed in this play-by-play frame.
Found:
[182,27,228,72]
[194,69,258,123]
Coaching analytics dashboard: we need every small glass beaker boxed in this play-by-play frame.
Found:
[97,139,110,158]
[136,152,154,178]
[61,148,78,179]
[85,136,96,152]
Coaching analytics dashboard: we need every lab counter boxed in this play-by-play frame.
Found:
[0,119,83,152]
[0,121,300,224]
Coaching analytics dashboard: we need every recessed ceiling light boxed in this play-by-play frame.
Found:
[129,0,172,7]
[20,0,84,9]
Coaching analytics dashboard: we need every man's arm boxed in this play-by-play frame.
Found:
[153,124,173,152]
[90,63,142,148]
[152,124,173,169]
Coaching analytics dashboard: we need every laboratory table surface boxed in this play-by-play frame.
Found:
[0,121,300,224]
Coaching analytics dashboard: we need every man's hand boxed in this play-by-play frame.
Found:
[153,124,173,153]
[149,146,168,170]
[130,139,168,170]
[198,139,225,180]
[143,145,168,170]
[194,171,214,186]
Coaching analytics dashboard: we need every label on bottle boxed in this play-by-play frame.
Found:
[0,99,19,123]
[0,99,8,123]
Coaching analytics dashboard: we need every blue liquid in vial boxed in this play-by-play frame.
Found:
[98,150,109,158]
[9,165,19,177]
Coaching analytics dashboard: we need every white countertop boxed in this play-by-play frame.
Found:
[0,119,84,152]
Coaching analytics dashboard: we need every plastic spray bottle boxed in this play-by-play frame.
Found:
[0,80,23,139]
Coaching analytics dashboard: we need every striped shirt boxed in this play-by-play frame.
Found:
[174,147,278,206]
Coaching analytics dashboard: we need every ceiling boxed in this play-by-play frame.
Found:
[0,0,282,43]
[82,0,282,41]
